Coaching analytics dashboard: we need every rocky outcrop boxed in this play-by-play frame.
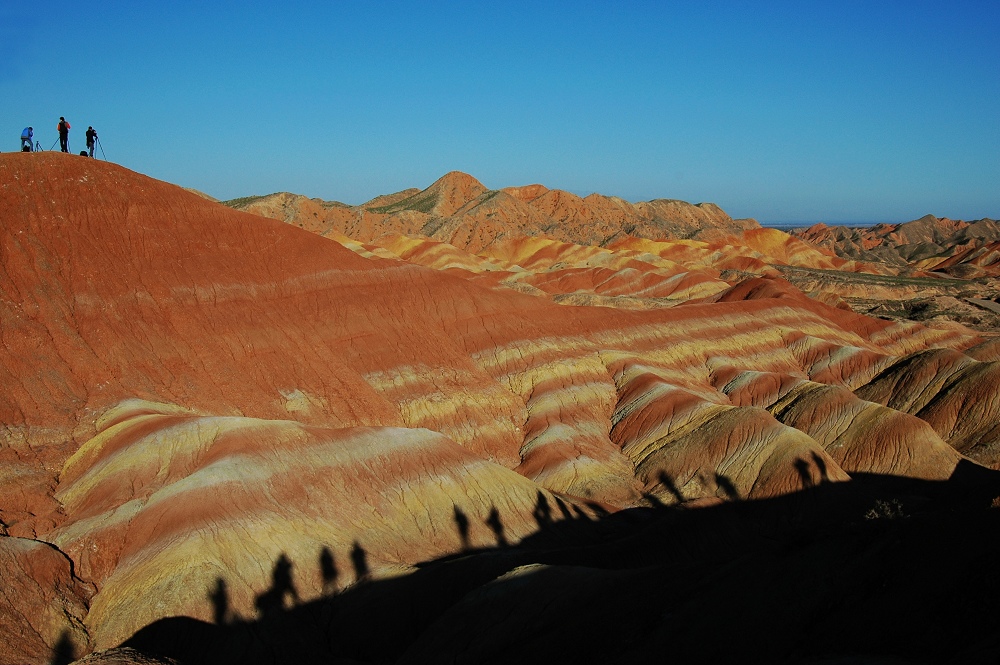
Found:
[0,537,93,665]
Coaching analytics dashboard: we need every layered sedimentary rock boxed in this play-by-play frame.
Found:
[791,215,1000,277]
[294,229,881,312]
[856,348,1000,466]
[0,536,93,665]
[769,217,1000,332]
[227,171,759,252]
[2,153,999,663]
[233,179,1000,329]
[49,401,569,648]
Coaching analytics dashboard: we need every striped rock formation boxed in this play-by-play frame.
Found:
[790,215,1000,276]
[1,153,998,662]
[228,171,758,252]
[49,402,568,648]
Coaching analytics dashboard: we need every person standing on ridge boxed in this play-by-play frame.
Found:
[86,126,98,158]
[57,117,71,152]
[20,127,33,151]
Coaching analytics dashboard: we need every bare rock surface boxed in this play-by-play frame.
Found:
[0,536,93,665]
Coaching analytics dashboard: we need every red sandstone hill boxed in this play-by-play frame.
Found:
[226,171,759,252]
[2,153,1000,664]
[227,174,890,311]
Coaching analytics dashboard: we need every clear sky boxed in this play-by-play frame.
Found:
[3,0,998,223]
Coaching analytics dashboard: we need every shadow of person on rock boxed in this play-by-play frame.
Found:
[642,490,666,508]
[811,452,829,483]
[715,473,741,501]
[48,630,75,665]
[350,541,370,582]
[532,491,553,528]
[657,470,686,504]
[485,506,508,547]
[254,553,300,618]
[554,496,575,520]
[116,463,1000,665]
[319,546,339,595]
[453,505,471,551]
[794,458,815,489]
[208,577,230,624]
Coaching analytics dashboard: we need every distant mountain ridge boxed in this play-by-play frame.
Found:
[791,215,1000,278]
[223,174,998,329]
[224,171,759,252]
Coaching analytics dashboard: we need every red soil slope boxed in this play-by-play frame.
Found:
[2,153,998,661]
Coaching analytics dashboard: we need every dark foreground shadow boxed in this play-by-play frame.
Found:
[118,460,1000,665]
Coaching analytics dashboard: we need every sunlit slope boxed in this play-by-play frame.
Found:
[50,400,567,649]
[326,232,877,309]
[856,348,1000,465]
[1,153,545,531]
[3,153,1000,661]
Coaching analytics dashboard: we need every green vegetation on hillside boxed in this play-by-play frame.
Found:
[320,200,350,209]
[221,195,271,209]
[369,190,439,215]
[777,265,969,288]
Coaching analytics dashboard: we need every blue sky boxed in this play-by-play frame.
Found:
[3,0,998,223]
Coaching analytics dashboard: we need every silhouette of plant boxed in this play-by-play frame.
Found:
[864,498,906,520]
